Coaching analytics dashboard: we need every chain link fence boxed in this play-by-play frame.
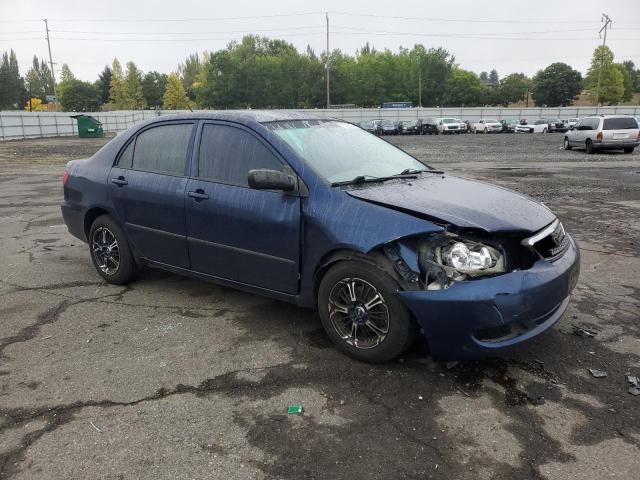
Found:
[1,106,639,141]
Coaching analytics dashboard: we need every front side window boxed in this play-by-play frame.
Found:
[198,124,283,186]
[266,120,428,184]
[132,123,193,176]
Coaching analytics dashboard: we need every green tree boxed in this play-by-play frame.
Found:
[497,73,530,106]
[142,71,168,108]
[442,68,487,106]
[58,80,101,111]
[489,69,499,85]
[416,47,455,106]
[479,71,488,82]
[622,60,640,93]
[584,46,624,105]
[0,50,26,109]
[619,64,634,102]
[124,61,144,109]
[178,53,200,100]
[60,64,75,83]
[25,55,54,102]
[108,58,127,109]
[96,65,112,104]
[531,62,582,107]
[163,73,190,109]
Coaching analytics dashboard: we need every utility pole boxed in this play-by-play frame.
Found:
[326,12,330,109]
[595,13,612,106]
[43,19,57,103]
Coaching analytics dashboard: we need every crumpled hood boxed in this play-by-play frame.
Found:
[346,174,556,234]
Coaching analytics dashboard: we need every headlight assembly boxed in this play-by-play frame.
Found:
[442,241,496,272]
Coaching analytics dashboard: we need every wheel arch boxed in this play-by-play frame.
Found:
[83,207,111,240]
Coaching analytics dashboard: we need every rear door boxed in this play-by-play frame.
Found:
[113,121,195,268]
[185,122,301,294]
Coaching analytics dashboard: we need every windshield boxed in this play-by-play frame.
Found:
[485,119,498,123]
[442,118,457,124]
[265,120,428,184]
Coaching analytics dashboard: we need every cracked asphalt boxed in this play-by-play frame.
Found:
[0,132,639,479]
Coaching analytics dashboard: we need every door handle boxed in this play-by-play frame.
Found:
[188,189,209,200]
[111,176,128,186]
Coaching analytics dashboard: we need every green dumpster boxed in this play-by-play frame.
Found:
[70,114,104,138]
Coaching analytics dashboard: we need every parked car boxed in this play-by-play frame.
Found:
[462,120,472,133]
[435,117,463,134]
[380,120,399,135]
[515,120,548,134]
[421,118,439,135]
[542,118,567,133]
[564,115,639,154]
[500,119,518,133]
[399,120,421,135]
[563,118,579,129]
[358,120,378,135]
[473,119,502,134]
[61,112,580,363]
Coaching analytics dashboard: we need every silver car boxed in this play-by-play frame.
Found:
[564,115,639,154]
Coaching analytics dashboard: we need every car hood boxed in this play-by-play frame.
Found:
[345,174,556,234]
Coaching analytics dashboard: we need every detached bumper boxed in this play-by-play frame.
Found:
[398,236,580,360]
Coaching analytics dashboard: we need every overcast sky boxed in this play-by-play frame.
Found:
[1,0,639,82]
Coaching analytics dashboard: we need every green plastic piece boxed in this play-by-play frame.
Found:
[287,404,303,414]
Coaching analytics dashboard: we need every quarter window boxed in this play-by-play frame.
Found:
[118,141,134,169]
[198,124,283,186]
[132,124,193,176]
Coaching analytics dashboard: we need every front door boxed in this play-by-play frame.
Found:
[185,122,301,294]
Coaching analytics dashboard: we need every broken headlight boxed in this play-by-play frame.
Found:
[418,236,505,290]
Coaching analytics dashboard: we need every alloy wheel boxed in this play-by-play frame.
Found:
[328,277,390,349]
[91,227,120,275]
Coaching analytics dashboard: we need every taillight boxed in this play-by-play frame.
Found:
[62,170,70,186]
[596,131,603,142]
[637,131,640,141]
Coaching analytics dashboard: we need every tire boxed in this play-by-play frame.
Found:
[317,260,416,363]
[563,137,572,150]
[88,215,137,285]
[623,147,634,154]
[585,139,595,154]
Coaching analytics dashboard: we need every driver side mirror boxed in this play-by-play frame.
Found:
[248,169,296,192]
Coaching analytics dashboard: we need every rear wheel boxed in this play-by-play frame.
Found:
[318,260,415,363]
[89,215,137,285]
[585,139,595,154]
[623,147,634,154]
[563,137,572,150]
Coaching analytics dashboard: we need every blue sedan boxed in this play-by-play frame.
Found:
[61,112,580,363]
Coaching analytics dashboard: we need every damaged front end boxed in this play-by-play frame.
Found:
[375,221,580,360]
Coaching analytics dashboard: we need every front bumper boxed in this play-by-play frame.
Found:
[398,235,580,360]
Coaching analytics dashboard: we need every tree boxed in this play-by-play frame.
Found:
[108,58,127,109]
[531,62,582,107]
[163,73,190,109]
[417,47,455,106]
[60,64,75,83]
[25,56,54,102]
[124,61,144,109]
[0,50,26,109]
[584,46,624,105]
[58,80,101,111]
[479,71,488,82]
[622,60,640,93]
[442,68,486,106]
[489,69,499,85]
[497,73,530,106]
[24,97,46,111]
[96,65,112,104]
[141,71,168,108]
[619,64,634,102]
[178,53,201,100]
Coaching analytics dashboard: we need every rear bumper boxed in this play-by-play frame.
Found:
[594,141,639,150]
[398,236,580,360]
[61,203,87,242]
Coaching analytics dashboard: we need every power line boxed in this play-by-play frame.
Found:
[46,12,326,23]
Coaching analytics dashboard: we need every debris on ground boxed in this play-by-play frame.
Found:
[626,374,640,395]
[588,368,607,378]
[287,404,303,415]
[573,325,599,338]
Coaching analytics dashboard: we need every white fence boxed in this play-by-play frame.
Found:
[1,106,639,141]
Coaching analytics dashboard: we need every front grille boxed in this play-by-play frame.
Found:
[527,221,569,260]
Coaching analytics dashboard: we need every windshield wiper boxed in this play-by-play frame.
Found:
[331,169,444,187]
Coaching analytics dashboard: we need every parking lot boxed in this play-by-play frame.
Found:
[1,132,639,479]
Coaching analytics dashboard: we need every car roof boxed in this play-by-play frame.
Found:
[139,110,334,126]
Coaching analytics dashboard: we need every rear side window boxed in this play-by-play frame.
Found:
[198,124,283,186]
[603,117,638,130]
[132,124,193,176]
[118,141,134,168]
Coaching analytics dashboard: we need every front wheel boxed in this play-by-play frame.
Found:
[623,147,634,154]
[318,260,416,363]
[88,215,137,285]
[563,137,572,150]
